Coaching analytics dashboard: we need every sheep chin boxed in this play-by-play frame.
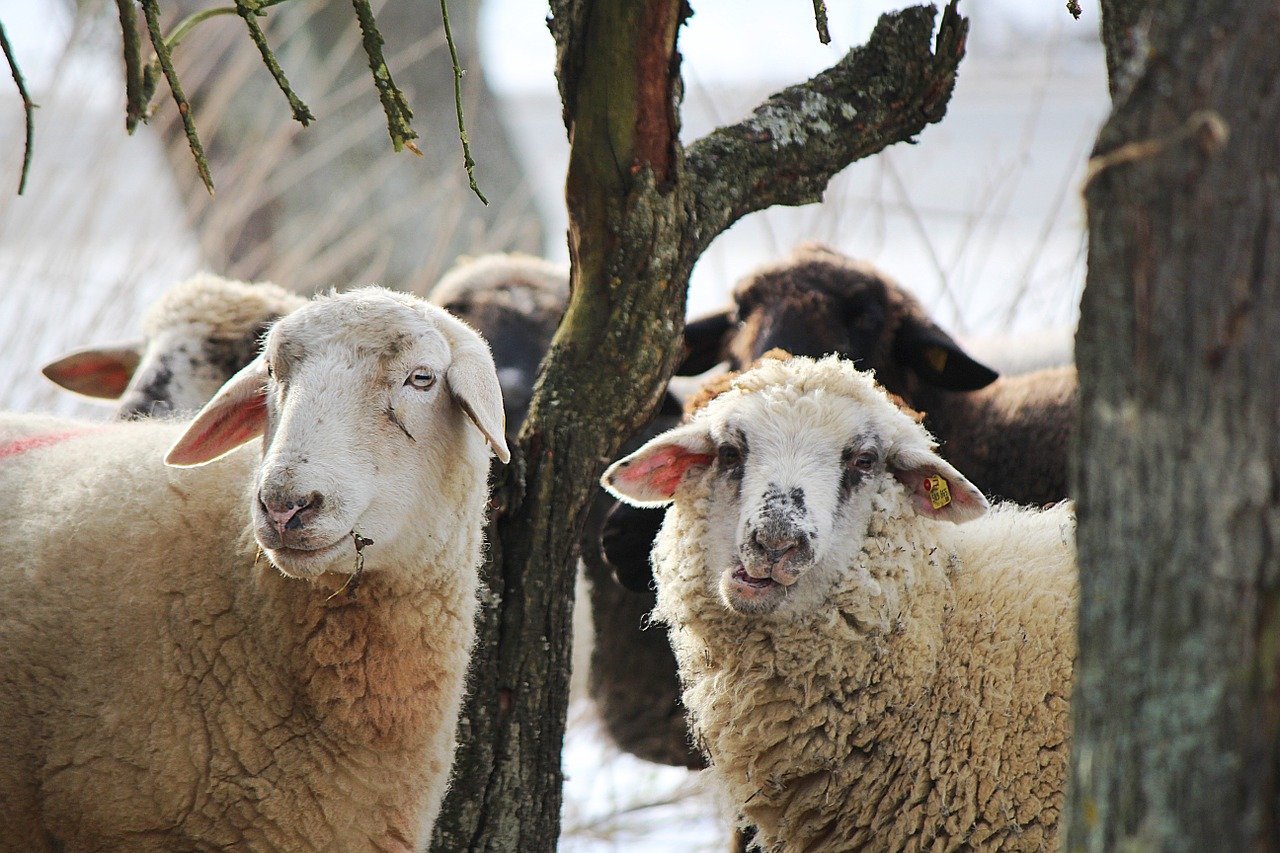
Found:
[262,536,349,579]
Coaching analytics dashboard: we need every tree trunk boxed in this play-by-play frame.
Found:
[1096,0,1150,96]
[431,2,968,849]
[1067,1,1280,850]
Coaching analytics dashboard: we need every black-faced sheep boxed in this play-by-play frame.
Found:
[603,355,1077,851]
[0,288,508,850]
[426,252,569,438]
[41,272,306,419]
[676,242,1076,505]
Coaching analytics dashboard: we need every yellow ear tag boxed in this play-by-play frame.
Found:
[924,475,952,510]
[924,346,949,374]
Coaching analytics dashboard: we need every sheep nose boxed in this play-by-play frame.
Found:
[752,529,799,564]
[260,491,324,534]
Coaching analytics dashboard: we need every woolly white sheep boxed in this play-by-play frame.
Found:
[603,355,1076,851]
[42,272,306,419]
[0,287,509,850]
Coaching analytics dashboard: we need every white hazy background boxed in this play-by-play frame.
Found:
[0,0,1108,848]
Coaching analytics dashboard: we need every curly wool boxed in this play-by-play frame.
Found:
[652,437,1076,849]
[142,272,306,342]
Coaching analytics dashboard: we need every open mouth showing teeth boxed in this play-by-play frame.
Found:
[733,565,778,589]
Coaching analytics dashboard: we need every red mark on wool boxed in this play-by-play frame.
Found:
[0,430,91,460]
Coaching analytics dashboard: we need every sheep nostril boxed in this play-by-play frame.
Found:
[752,530,798,564]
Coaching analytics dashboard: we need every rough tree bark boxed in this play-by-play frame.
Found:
[1067,1,1280,850]
[431,2,968,849]
[1096,0,1150,96]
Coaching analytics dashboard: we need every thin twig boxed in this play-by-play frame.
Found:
[0,19,35,195]
[234,0,314,125]
[811,0,831,44]
[114,0,145,132]
[351,0,419,154]
[140,0,215,193]
[440,0,486,203]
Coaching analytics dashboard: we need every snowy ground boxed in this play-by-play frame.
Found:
[0,0,1108,848]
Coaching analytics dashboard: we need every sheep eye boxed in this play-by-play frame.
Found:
[406,368,437,390]
[844,448,877,471]
[717,444,742,467]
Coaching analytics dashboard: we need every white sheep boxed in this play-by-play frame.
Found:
[603,355,1076,851]
[0,287,509,851]
[41,272,306,419]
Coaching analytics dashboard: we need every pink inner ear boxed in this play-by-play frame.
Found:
[613,445,713,499]
[900,468,984,519]
[46,354,133,397]
[169,396,267,465]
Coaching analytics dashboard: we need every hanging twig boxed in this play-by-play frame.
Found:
[0,19,34,194]
[139,0,215,194]
[440,0,487,204]
[350,0,420,154]
[114,0,145,131]
[234,0,314,125]
[812,0,831,44]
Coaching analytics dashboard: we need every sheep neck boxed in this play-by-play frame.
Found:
[654,486,958,850]
[243,531,479,754]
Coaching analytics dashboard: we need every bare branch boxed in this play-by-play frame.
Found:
[439,0,487,204]
[350,0,419,153]
[115,0,145,132]
[812,0,831,44]
[234,0,315,126]
[0,18,34,194]
[140,0,214,194]
[684,1,967,254]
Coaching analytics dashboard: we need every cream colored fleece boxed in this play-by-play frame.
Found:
[653,481,1076,852]
[0,417,482,851]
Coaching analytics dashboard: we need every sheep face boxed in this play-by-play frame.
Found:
[117,323,268,419]
[42,275,302,419]
[164,288,509,580]
[603,356,987,617]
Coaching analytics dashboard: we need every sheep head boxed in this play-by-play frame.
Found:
[41,274,304,420]
[164,287,509,580]
[677,244,999,395]
[603,355,987,617]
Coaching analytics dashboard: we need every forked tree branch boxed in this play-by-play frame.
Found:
[684,1,966,255]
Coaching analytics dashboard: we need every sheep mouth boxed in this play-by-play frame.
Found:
[263,535,349,577]
[732,565,779,590]
[723,562,790,614]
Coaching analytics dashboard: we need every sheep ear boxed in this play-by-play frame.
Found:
[41,342,143,399]
[165,356,269,467]
[676,310,735,375]
[889,443,989,522]
[894,315,999,391]
[602,423,714,507]
[439,316,511,465]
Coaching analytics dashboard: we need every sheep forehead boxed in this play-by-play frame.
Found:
[734,248,891,307]
[267,288,450,375]
[696,355,930,449]
[142,273,301,339]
